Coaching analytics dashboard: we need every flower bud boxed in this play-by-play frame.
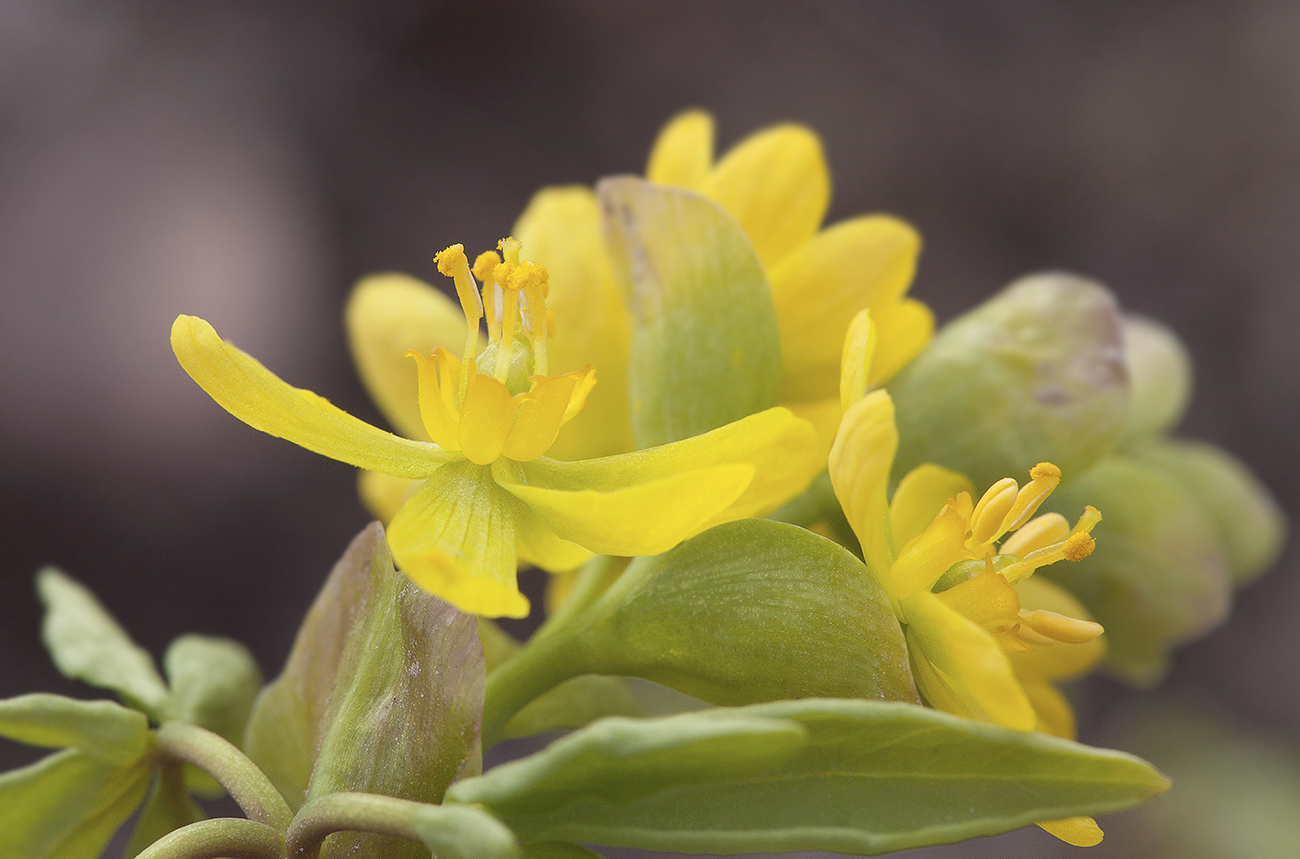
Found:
[1120,315,1193,444]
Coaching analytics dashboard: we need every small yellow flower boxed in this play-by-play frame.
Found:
[829,313,1106,847]
[172,240,817,619]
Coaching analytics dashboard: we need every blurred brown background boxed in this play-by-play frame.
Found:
[2,1,1298,856]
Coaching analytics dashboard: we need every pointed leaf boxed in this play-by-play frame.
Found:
[413,801,521,859]
[599,177,781,448]
[0,748,151,859]
[504,676,643,740]
[890,273,1129,489]
[449,699,1170,855]
[165,635,263,747]
[0,694,151,765]
[37,568,173,720]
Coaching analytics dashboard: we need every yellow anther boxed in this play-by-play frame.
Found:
[436,243,467,276]
[434,242,483,398]
[1071,505,1103,537]
[1029,462,1061,482]
[999,512,1070,557]
[1062,533,1095,562]
[472,250,501,282]
[969,478,1018,548]
[1019,609,1104,644]
[1002,462,1062,532]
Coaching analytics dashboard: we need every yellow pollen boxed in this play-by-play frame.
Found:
[472,250,501,281]
[1062,533,1096,561]
[1029,462,1061,482]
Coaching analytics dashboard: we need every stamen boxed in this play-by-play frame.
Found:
[473,251,503,342]
[435,243,484,401]
[496,289,519,383]
[1001,462,1062,532]
[1019,609,1104,644]
[969,478,1017,548]
[999,512,1070,557]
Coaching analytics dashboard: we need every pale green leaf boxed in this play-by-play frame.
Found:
[413,801,521,859]
[37,568,173,720]
[165,635,263,746]
[124,763,206,858]
[600,177,781,448]
[505,676,643,740]
[449,699,1170,855]
[0,694,151,765]
[0,748,151,859]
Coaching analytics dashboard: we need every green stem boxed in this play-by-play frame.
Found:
[133,818,283,859]
[285,792,427,858]
[532,554,622,641]
[480,617,588,749]
[154,721,293,833]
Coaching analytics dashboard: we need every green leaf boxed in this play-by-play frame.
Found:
[520,843,608,859]
[0,694,151,765]
[600,177,782,448]
[165,635,263,746]
[0,748,151,859]
[247,523,486,859]
[1044,455,1234,685]
[1131,439,1287,585]
[890,272,1129,489]
[481,520,915,744]
[505,676,643,740]
[449,699,1170,855]
[124,762,205,858]
[413,802,521,859]
[36,568,173,721]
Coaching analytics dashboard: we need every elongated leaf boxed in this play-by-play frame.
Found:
[505,676,643,739]
[413,801,521,859]
[124,762,206,858]
[36,568,173,720]
[0,694,151,765]
[0,748,151,859]
[890,273,1129,489]
[450,699,1169,855]
[165,635,263,746]
[600,177,782,448]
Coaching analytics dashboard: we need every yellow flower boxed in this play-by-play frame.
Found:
[172,239,817,619]
[347,110,933,468]
[829,313,1107,846]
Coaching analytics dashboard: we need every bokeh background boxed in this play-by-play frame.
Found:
[3,1,1298,857]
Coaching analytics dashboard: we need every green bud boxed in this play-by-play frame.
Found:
[477,334,535,395]
[1132,439,1286,585]
[600,177,782,448]
[1043,456,1233,685]
[890,272,1129,489]
[244,523,485,859]
[1120,315,1193,444]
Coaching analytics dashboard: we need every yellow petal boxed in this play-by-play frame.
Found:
[1020,678,1077,740]
[494,458,754,557]
[770,216,921,401]
[171,315,454,478]
[892,503,974,600]
[838,308,876,412]
[1009,577,1106,681]
[867,297,935,387]
[701,124,830,266]
[408,348,463,450]
[514,502,593,573]
[386,460,530,618]
[645,109,715,190]
[357,470,420,523]
[1037,817,1103,847]
[345,273,477,441]
[903,590,1037,731]
[514,187,634,460]
[936,568,1022,631]
[828,390,897,584]
[458,374,516,465]
[519,406,819,527]
[501,369,592,462]
[890,464,975,549]
[784,396,844,466]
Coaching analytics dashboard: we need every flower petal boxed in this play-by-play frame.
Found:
[890,464,975,549]
[828,390,897,585]
[458,374,516,465]
[514,503,593,573]
[1037,817,1103,847]
[408,349,463,451]
[171,315,454,478]
[701,124,830,266]
[518,407,819,526]
[771,216,921,401]
[645,109,715,190]
[838,308,876,413]
[515,187,634,460]
[903,590,1036,731]
[1009,577,1106,682]
[345,273,477,441]
[494,459,753,557]
[868,297,935,386]
[357,470,420,523]
[501,369,593,462]
[386,461,530,618]
[892,503,974,600]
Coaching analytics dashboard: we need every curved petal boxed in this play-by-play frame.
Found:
[890,464,975,549]
[386,460,530,619]
[514,503,593,573]
[357,469,420,523]
[771,216,922,401]
[494,460,753,557]
[409,349,463,451]
[903,590,1036,731]
[892,503,973,601]
[868,297,934,386]
[645,109,715,190]
[345,273,476,441]
[1009,578,1106,682]
[701,124,830,266]
[1021,679,1077,740]
[837,309,876,412]
[828,390,897,583]
[458,374,515,465]
[514,187,634,460]
[1037,817,1103,847]
[519,407,819,526]
[172,315,454,478]
[501,369,592,462]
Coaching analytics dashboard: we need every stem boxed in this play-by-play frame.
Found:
[285,792,427,858]
[154,721,293,833]
[133,818,283,859]
[480,618,587,749]
[533,554,621,641]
